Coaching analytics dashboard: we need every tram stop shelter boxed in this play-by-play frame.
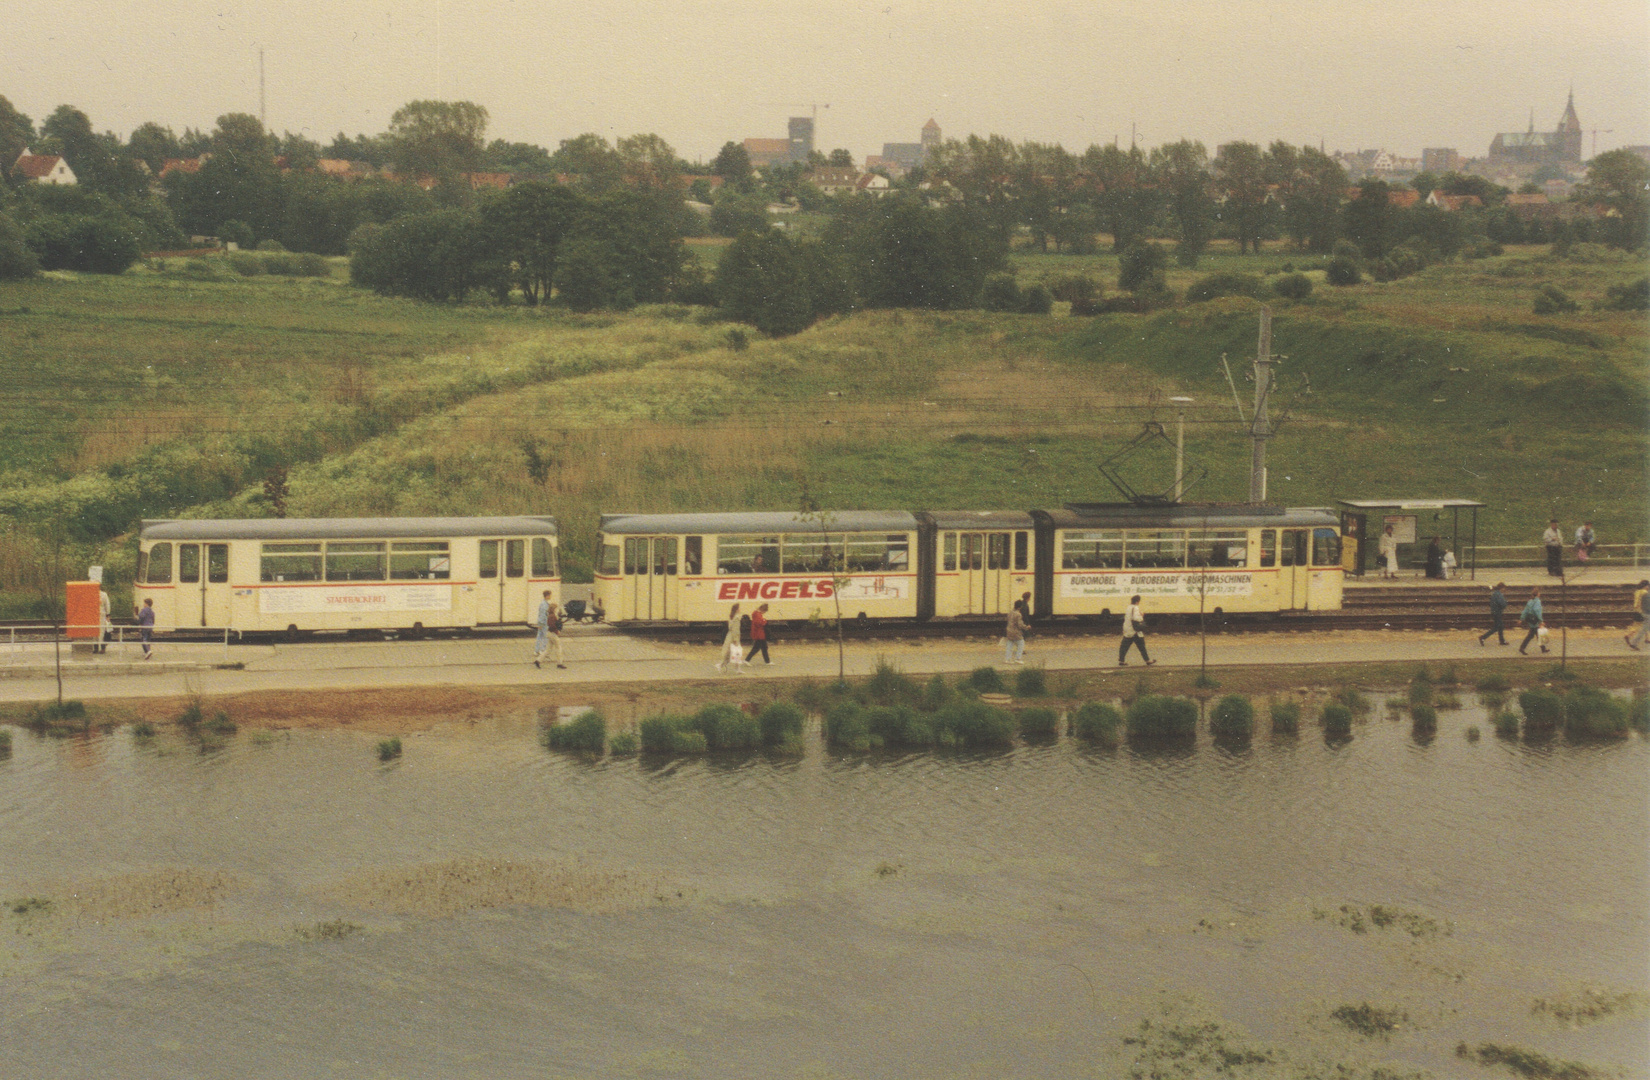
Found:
[1337,499,1484,580]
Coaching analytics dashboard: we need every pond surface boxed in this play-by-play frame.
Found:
[1,702,1645,1079]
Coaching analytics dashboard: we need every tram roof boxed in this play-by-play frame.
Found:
[139,516,559,541]
[599,511,920,535]
[921,510,1037,529]
[1038,504,1339,529]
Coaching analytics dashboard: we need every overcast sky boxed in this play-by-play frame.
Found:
[7,0,1648,162]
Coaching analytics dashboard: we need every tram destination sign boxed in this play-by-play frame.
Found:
[1059,572,1254,599]
[259,585,453,614]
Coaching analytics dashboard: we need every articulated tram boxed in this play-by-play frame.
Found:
[134,517,560,636]
[595,503,1343,626]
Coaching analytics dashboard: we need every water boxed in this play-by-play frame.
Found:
[1,704,1645,1079]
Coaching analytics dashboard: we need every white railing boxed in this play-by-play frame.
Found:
[1468,543,1644,569]
[2,623,234,666]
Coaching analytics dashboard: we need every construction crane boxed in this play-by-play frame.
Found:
[1589,128,1613,158]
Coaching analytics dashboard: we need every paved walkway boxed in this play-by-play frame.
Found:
[2,622,1643,704]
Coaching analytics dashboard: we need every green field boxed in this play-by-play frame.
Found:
[0,244,1644,614]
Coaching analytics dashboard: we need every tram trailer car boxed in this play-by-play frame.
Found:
[135,516,560,637]
[594,504,1342,627]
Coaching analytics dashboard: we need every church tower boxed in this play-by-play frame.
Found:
[1556,91,1582,162]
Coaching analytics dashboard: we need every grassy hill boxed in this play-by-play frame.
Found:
[0,244,1643,612]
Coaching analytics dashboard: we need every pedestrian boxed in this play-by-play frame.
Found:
[1425,536,1446,580]
[715,603,745,674]
[135,597,155,659]
[1574,521,1596,564]
[1478,582,1509,646]
[1625,579,1650,651]
[1004,602,1027,665]
[1117,594,1155,667]
[1518,587,1549,655]
[96,585,111,654]
[1543,519,1564,577]
[533,591,565,669]
[1378,524,1398,579]
[745,603,772,666]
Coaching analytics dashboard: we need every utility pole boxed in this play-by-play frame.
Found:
[1169,396,1193,503]
[1249,307,1273,504]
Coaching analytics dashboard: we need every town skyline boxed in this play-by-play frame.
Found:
[6,0,1647,164]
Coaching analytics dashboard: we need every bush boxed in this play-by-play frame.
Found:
[1600,277,1649,311]
[1118,241,1168,295]
[544,709,606,753]
[255,238,287,252]
[825,700,871,751]
[1185,272,1264,303]
[1334,686,1371,714]
[934,701,1015,748]
[1532,284,1578,314]
[0,213,40,279]
[1493,710,1520,736]
[864,704,911,745]
[262,252,301,276]
[1474,674,1510,694]
[1017,707,1059,739]
[293,252,330,277]
[639,712,699,753]
[669,728,708,753]
[1271,272,1312,300]
[981,272,1022,312]
[757,702,805,745]
[219,220,254,249]
[1269,699,1301,734]
[1019,282,1053,315]
[227,251,264,276]
[1045,273,1098,304]
[1410,704,1438,734]
[1209,695,1255,740]
[694,703,759,750]
[1407,680,1434,707]
[27,213,145,274]
[921,674,953,712]
[1014,665,1047,697]
[1518,688,1564,734]
[966,666,1006,694]
[1326,255,1361,286]
[1320,703,1353,737]
[1126,695,1197,740]
[1562,686,1628,739]
[1072,701,1123,745]
[608,731,638,755]
[376,737,402,761]
[1628,695,1649,734]
[866,659,920,706]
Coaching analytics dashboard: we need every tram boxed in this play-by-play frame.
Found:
[595,504,1343,626]
[134,516,560,636]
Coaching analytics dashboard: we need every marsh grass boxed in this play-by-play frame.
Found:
[1268,699,1301,735]
[1071,701,1122,746]
[376,737,402,762]
[1455,1042,1610,1080]
[1319,703,1354,738]
[1209,695,1255,741]
[543,709,606,753]
[1330,1002,1406,1038]
[607,731,638,755]
[1016,707,1059,739]
[295,918,362,941]
[1013,664,1048,697]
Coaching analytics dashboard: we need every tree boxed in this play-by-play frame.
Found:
[0,212,40,279]
[710,141,753,188]
[1016,142,1081,253]
[483,139,554,175]
[549,133,624,191]
[715,227,815,336]
[833,194,1007,310]
[827,148,854,168]
[1082,142,1160,252]
[1213,141,1271,254]
[127,121,180,173]
[478,180,583,304]
[387,100,489,181]
[40,105,146,196]
[927,134,1021,243]
[348,208,490,302]
[0,95,36,179]
[1117,240,1167,295]
[166,113,283,241]
[617,133,683,192]
[274,131,321,172]
[1153,139,1213,263]
[709,193,769,238]
[1344,178,1396,259]
[551,189,687,310]
[1274,144,1348,253]
[1576,149,1650,250]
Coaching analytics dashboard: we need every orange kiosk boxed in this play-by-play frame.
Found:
[65,580,102,643]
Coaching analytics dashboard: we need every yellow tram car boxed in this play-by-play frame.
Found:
[134,516,560,636]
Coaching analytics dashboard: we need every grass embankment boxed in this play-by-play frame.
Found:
[0,244,1643,617]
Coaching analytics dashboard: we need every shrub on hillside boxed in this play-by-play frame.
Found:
[1326,255,1361,286]
[228,251,264,276]
[0,213,39,279]
[1018,281,1053,315]
[1125,695,1197,740]
[1209,695,1256,740]
[981,272,1022,312]
[1072,701,1122,745]
[1532,284,1578,314]
[1600,277,1649,311]
[1185,272,1264,303]
[1272,272,1312,300]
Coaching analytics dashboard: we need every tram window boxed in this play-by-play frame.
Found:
[1259,530,1277,567]
[178,544,201,584]
[1280,531,1308,567]
[326,542,386,582]
[1312,528,1342,567]
[598,542,621,576]
[654,538,678,576]
[783,534,840,573]
[261,543,320,583]
[207,545,229,583]
[623,537,645,575]
[885,535,909,570]
[843,535,904,572]
[1014,532,1028,571]
[943,533,957,572]
[1187,531,1248,568]
[391,542,450,580]
[1061,531,1121,570]
[531,538,555,577]
[146,543,174,584]
[719,535,779,574]
[1124,531,1186,569]
[987,533,1010,570]
[684,537,702,575]
[963,534,983,571]
[505,539,525,578]
[479,541,499,579]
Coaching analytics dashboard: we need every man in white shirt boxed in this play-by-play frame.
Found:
[1117,594,1155,667]
[1542,520,1563,577]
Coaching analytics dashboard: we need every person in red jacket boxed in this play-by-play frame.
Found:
[745,603,772,665]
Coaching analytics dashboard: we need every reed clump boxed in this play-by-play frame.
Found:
[1268,699,1301,735]
[543,709,607,753]
[757,702,805,748]
[1320,703,1353,739]
[376,737,402,761]
[1125,695,1197,741]
[607,731,638,755]
[1016,707,1059,739]
[1013,665,1047,697]
[1071,702,1122,746]
[1561,686,1629,739]
[1411,703,1438,737]
[1209,695,1255,741]
[965,666,1006,694]
[1331,1002,1406,1037]
[1519,688,1565,735]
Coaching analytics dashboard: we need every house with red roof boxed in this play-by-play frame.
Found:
[1425,190,1483,212]
[13,150,76,185]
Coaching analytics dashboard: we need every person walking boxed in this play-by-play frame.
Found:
[1378,524,1398,579]
[1574,522,1596,564]
[1625,579,1650,651]
[1518,587,1549,655]
[745,603,772,666]
[1543,519,1564,577]
[1478,582,1509,646]
[1117,594,1155,667]
[135,598,155,659]
[1004,602,1027,664]
[533,591,565,669]
[96,585,111,654]
[715,603,745,674]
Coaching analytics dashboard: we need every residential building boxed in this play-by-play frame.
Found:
[1422,148,1463,174]
[1424,190,1483,211]
[743,138,792,169]
[14,150,76,185]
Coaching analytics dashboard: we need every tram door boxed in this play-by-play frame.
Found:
[478,539,529,623]
[958,532,1013,616]
[173,543,232,627]
[1279,529,1312,609]
[622,537,676,620]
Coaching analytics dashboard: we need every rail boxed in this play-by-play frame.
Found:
[2,622,234,665]
[1388,543,1644,570]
